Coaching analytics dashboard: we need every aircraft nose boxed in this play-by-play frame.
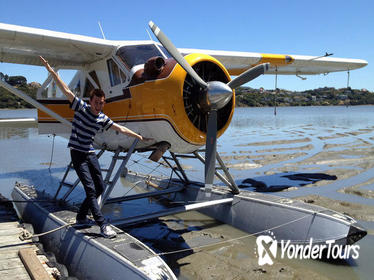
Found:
[206,81,233,110]
[347,223,367,245]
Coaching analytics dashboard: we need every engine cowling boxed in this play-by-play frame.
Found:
[182,53,235,136]
[118,52,235,152]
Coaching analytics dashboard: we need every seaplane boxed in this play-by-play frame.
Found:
[0,21,368,279]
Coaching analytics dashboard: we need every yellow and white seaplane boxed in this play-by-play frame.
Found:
[0,21,368,280]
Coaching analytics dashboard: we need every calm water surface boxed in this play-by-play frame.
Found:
[1,106,374,279]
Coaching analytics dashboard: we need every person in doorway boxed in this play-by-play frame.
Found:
[40,56,149,238]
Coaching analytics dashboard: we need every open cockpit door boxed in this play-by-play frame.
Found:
[106,57,130,96]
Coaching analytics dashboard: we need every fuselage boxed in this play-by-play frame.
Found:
[37,41,235,153]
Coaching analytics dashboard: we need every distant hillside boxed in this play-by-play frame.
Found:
[1,72,373,108]
[0,73,40,109]
[235,87,374,107]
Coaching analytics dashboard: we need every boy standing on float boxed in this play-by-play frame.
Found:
[40,56,150,238]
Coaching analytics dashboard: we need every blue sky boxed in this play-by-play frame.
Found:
[0,0,373,91]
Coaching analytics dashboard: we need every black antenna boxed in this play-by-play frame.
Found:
[274,67,278,116]
[309,52,334,61]
[347,69,350,88]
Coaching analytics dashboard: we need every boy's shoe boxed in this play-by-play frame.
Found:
[100,224,117,238]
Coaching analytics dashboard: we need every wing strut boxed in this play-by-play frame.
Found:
[274,67,278,116]
[347,70,350,88]
[0,79,71,127]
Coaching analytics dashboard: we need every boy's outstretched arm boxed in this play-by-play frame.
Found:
[111,123,153,142]
[39,56,75,103]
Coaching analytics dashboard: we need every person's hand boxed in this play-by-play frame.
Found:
[39,56,54,73]
[139,135,153,141]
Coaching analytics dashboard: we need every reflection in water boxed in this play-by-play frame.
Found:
[1,107,374,279]
[0,109,37,119]
[0,109,38,139]
[231,106,374,130]
[0,125,37,139]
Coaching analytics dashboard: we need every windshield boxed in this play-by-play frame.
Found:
[116,44,170,69]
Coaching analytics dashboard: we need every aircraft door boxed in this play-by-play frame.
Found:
[83,70,101,98]
[106,58,128,97]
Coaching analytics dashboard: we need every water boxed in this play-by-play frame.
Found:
[1,106,374,279]
[0,108,37,119]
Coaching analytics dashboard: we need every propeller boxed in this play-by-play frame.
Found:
[205,109,217,188]
[149,21,208,89]
[228,63,270,89]
[149,21,269,192]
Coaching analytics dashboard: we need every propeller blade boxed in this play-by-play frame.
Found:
[227,63,270,89]
[149,21,208,89]
[205,109,217,187]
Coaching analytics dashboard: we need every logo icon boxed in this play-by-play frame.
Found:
[256,232,277,266]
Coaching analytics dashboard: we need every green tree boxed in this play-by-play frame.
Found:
[0,74,37,109]
[7,76,27,86]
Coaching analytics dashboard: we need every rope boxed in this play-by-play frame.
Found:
[130,155,169,177]
[20,223,75,240]
[18,208,318,251]
[130,152,206,184]
[135,210,319,262]
[122,180,144,197]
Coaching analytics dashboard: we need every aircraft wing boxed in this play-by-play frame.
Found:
[0,23,118,68]
[179,48,368,76]
[0,22,367,75]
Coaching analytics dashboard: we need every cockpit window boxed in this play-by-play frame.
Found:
[159,46,171,59]
[107,59,122,86]
[116,44,170,69]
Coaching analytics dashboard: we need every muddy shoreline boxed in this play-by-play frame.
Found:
[2,107,374,279]
[163,128,374,279]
